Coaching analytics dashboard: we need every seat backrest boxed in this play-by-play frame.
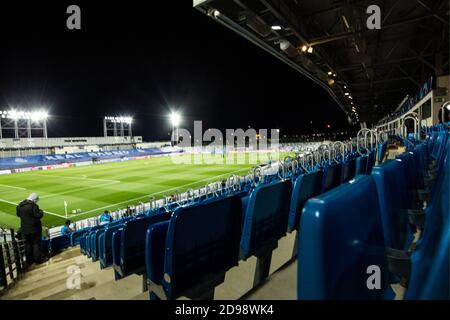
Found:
[395,152,420,208]
[427,131,439,152]
[100,224,124,267]
[92,229,106,259]
[240,180,292,258]
[288,171,323,232]
[406,140,449,299]
[371,160,413,250]
[162,195,243,299]
[431,131,448,161]
[366,150,376,174]
[355,155,368,175]
[120,212,171,274]
[298,175,393,299]
[50,235,71,254]
[377,142,388,163]
[322,163,342,192]
[341,159,356,184]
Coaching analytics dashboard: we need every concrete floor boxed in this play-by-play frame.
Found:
[1,231,299,300]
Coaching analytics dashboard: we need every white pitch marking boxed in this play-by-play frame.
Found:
[25,173,120,184]
[0,184,27,190]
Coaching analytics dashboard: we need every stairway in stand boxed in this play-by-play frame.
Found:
[1,247,148,300]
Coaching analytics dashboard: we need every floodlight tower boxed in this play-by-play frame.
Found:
[169,111,181,146]
[103,116,133,137]
[0,109,48,139]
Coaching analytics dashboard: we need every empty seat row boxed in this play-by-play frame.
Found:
[74,142,384,300]
[297,131,449,299]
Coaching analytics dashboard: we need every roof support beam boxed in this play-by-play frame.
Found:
[308,14,435,46]
[350,77,411,86]
[415,0,449,25]
[335,54,436,72]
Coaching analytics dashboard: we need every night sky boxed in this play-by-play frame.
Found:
[0,1,356,141]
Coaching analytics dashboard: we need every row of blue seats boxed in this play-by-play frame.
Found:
[297,127,449,299]
[145,147,381,299]
[75,146,379,299]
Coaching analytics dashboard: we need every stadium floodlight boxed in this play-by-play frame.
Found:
[104,115,133,137]
[169,111,181,127]
[271,25,282,30]
[0,108,49,138]
[169,111,181,146]
[31,110,49,122]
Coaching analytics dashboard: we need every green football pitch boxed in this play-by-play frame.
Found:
[0,152,288,229]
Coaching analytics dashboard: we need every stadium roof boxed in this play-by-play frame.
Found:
[194,0,449,124]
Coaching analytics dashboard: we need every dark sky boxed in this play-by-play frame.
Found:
[0,1,356,141]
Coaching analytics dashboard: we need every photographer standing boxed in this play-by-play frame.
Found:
[16,193,45,265]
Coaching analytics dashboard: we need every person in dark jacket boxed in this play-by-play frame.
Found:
[16,193,44,265]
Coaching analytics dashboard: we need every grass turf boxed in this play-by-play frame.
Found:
[0,152,288,228]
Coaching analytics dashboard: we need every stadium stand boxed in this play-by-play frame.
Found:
[1,123,449,300]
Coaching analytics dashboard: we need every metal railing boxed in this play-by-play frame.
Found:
[0,228,27,295]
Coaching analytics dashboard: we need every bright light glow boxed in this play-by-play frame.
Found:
[446,104,450,111]
[271,25,282,30]
[169,111,181,127]
[31,111,48,121]
[345,92,349,96]
[301,45,308,52]
[208,9,220,18]
[328,71,332,76]
[307,46,313,53]
[105,116,133,124]
[0,109,49,121]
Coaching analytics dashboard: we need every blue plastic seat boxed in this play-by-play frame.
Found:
[49,235,71,254]
[99,224,123,269]
[341,159,356,183]
[240,180,292,287]
[431,131,448,162]
[91,229,106,261]
[288,171,323,232]
[406,140,449,299]
[322,163,342,192]
[377,142,388,163]
[113,213,171,279]
[70,229,87,246]
[240,180,292,259]
[355,155,368,175]
[366,150,376,174]
[80,236,86,254]
[372,160,414,251]
[396,152,421,209]
[146,195,243,300]
[298,175,394,299]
